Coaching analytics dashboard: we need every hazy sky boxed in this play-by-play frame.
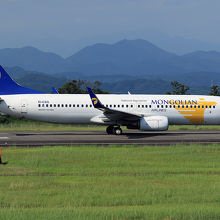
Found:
[1,0,220,56]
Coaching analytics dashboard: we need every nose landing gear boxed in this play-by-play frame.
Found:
[106,125,122,135]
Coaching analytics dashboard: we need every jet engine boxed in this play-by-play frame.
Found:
[139,116,168,131]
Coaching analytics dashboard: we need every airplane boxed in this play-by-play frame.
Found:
[0,65,219,135]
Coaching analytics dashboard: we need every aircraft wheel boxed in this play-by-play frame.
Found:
[106,125,114,134]
[113,127,122,135]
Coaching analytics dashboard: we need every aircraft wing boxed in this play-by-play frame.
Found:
[87,87,141,122]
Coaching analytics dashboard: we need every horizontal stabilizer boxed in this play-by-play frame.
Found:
[52,87,59,94]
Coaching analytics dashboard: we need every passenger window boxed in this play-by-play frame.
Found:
[65,104,68,107]
[90,104,92,107]
[190,105,192,108]
[46,104,48,107]
[122,105,124,108]
[126,105,129,108]
[194,105,196,108]
[170,105,172,108]
[213,106,216,109]
[106,104,108,107]
[54,104,56,107]
[57,104,60,107]
[173,105,175,108]
[161,105,163,108]
[205,105,208,108]
[198,105,200,108]
[145,105,148,108]
[131,105,133,108]
[186,105,188,108]
[38,104,41,107]
[209,105,211,108]
[86,104,88,107]
[138,105,140,108]
[149,105,151,108]
[69,104,72,107]
[182,105,184,108]
[165,105,168,108]
[81,104,84,107]
[110,105,112,108]
[73,104,75,107]
[77,104,79,107]
[178,105,180,108]
[142,105,144,108]
[114,105,116,108]
[157,105,159,108]
[50,104,52,107]
[202,105,204,108]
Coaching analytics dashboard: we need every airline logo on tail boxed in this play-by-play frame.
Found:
[87,87,104,108]
[92,98,98,105]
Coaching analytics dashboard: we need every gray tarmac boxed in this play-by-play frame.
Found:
[1,130,220,146]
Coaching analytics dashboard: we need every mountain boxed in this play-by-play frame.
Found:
[65,40,220,76]
[102,78,171,94]
[1,39,220,94]
[1,66,212,95]
[16,73,66,93]
[1,40,220,78]
[4,66,67,93]
[181,51,220,72]
[0,46,65,73]
[65,39,182,76]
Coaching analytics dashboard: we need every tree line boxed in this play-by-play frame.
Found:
[165,81,220,96]
[58,80,108,94]
[58,79,220,96]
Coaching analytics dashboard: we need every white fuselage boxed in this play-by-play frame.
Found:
[0,94,220,125]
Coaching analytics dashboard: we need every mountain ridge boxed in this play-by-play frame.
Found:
[1,39,220,94]
[1,39,220,77]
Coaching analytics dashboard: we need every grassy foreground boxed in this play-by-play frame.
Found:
[0,116,104,131]
[1,116,220,131]
[0,145,220,219]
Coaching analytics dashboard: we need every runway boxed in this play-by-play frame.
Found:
[1,130,220,146]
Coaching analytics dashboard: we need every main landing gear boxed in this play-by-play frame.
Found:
[106,125,122,135]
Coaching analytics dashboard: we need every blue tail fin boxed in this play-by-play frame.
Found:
[0,65,43,95]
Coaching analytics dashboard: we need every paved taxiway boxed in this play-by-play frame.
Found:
[1,130,220,146]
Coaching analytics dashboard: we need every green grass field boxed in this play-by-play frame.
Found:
[1,116,220,131]
[0,145,220,219]
[0,117,104,131]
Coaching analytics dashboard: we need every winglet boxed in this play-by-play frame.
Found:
[87,87,104,108]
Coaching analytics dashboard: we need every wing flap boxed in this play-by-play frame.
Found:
[103,108,141,121]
